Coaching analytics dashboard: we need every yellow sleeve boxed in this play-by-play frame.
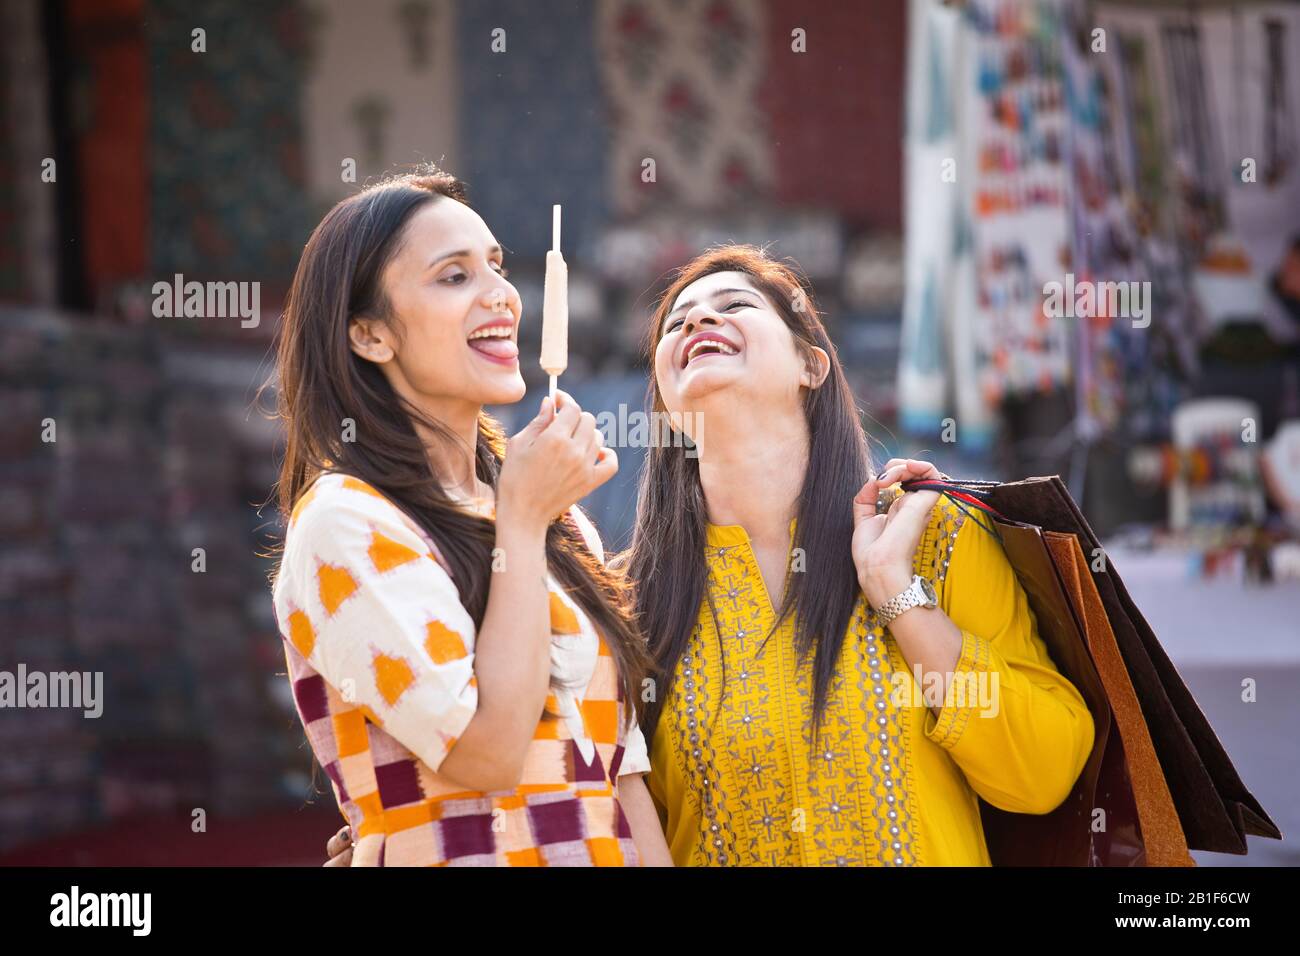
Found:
[646,724,672,827]
[922,505,1095,815]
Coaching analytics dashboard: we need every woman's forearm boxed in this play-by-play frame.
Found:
[880,603,964,722]
[618,773,674,866]
[437,515,553,791]
[863,566,962,721]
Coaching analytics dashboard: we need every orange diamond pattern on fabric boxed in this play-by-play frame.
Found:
[317,563,358,616]
[586,837,622,866]
[342,476,384,498]
[425,621,468,664]
[579,698,618,744]
[506,847,545,866]
[384,803,436,834]
[549,593,581,634]
[334,710,369,757]
[534,711,562,739]
[287,609,315,658]
[373,652,415,706]
[290,485,319,526]
[369,530,422,573]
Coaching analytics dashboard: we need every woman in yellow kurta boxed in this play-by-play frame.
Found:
[622,245,1096,866]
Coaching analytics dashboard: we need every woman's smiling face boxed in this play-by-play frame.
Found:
[349,196,525,408]
[654,270,813,416]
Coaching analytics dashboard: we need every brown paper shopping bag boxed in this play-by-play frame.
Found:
[1044,531,1194,866]
[938,476,1280,857]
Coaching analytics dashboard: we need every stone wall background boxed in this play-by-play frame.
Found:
[0,307,310,852]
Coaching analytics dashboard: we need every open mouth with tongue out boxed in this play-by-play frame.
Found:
[467,319,519,365]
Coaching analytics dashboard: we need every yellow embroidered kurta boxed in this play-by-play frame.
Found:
[647,499,1096,866]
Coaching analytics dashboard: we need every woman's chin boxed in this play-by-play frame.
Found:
[676,368,742,403]
[483,374,527,406]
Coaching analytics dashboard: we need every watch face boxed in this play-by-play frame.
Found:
[918,576,938,606]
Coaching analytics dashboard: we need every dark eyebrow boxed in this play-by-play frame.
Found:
[664,287,758,326]
[428,245,503,270]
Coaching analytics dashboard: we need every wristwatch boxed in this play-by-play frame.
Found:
[874,574,938,629]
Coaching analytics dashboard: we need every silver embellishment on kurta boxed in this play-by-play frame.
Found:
[856,601,918,866]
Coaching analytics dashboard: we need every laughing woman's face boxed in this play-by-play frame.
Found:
[654,270,815,423]
[348,197,526,412]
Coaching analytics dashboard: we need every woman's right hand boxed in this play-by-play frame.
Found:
[498,390,617,533]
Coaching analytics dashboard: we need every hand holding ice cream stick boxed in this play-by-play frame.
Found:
[540,204,568,401]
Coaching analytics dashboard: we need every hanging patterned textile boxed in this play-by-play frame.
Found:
[901,0,1076,452]
[298,0,460,218]
[1199,4,1300,342]
[756,0,905,229]
[596,0,773,217]
[900,0,988,446]
[962,0,1073,403]
[455,0,609,257]
[149,0,311,286]
[1061,1,1150,438]
[67,0,151,304]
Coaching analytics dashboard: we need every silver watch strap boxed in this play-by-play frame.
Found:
[875,578,923,629]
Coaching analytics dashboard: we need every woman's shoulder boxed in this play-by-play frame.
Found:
[920,492,1026,612]
[289,471,393,525]
[275,471,464,612]
[286,471,439,557]
[925,494,970,540]
[918,494,991,593]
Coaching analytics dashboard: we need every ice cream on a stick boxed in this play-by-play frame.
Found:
[540,204,568,400]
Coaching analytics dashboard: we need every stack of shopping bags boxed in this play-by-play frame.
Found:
[904,476,1281,865]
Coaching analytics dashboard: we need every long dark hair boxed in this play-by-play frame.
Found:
[625,245,873,742]
[267,166,650,721]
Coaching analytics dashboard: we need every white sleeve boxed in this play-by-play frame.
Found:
[273,478,479,772]
[618,714,652,777]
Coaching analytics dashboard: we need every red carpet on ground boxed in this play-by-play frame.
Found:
[0,805,342,867]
